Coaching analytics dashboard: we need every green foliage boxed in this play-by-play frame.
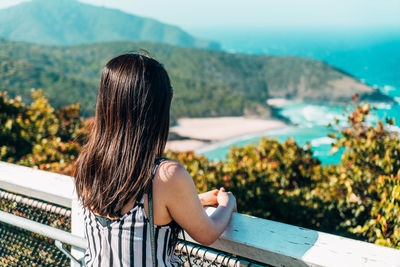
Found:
[220,138,321,222]
[0,91,32,159]
[319,99,400,243]
[0,39,385,118]
[0,89,85,174]
[351,174,400,248]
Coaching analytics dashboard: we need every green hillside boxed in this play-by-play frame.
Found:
[0,39,388,119]
[0,0,219,49]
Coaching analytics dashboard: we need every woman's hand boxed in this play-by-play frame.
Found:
[198,189,219,206]
[217,187,237,212]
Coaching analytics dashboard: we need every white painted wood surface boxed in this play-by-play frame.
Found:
[0,161,74,208]
[197,207,400,267]
[1,161,400,267]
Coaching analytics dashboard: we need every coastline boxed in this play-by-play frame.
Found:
[165,116,287,152]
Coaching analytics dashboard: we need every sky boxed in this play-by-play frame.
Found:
[0,0,399,31]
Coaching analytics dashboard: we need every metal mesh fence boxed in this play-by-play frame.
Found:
[0,189,71,266]
[0,222,70,266]
[174,242,265,266]
[0,189,266,266]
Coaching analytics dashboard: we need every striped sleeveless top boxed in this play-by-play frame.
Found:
[83,160,181,266]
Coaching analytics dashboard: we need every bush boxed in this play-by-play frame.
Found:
[350,174,400,248]
[320,100,400,242]
[0,89,85,174]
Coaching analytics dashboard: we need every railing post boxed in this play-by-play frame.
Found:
[72,190,86,267]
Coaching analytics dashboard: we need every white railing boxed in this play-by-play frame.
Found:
[1,161,400,267]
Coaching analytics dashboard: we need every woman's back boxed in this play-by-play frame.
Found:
[83,197,181,267]
[83,160,181,267]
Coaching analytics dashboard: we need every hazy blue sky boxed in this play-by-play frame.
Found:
[0,0,399,31]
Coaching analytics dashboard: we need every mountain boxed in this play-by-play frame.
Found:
[0,0,219,49]
[0,39,390,120]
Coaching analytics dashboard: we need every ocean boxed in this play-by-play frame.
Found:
[192,28,400,164]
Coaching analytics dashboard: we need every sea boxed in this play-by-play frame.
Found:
[191,28,400,164]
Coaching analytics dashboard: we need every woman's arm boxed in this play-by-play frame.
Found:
[198,189,218,207]
[160,162,236,246]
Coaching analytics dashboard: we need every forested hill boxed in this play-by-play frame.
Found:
[0,0,219,50]
[0,39,388,119]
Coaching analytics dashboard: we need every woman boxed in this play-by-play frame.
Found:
[74,53,236,266]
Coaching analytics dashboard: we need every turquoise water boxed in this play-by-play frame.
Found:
[201,102,400,164]
[201,125,342,164]
[200,104,345,164]
[198,29,400,164]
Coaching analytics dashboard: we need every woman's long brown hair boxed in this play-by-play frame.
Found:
[74,53,172,218]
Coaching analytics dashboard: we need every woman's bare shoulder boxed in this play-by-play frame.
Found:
[156,159,191,184]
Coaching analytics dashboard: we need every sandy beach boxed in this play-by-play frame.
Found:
[165,117,286,152]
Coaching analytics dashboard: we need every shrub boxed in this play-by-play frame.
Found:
[0,89,85,174]
[350,174,400,248]
[321,100,400,241]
